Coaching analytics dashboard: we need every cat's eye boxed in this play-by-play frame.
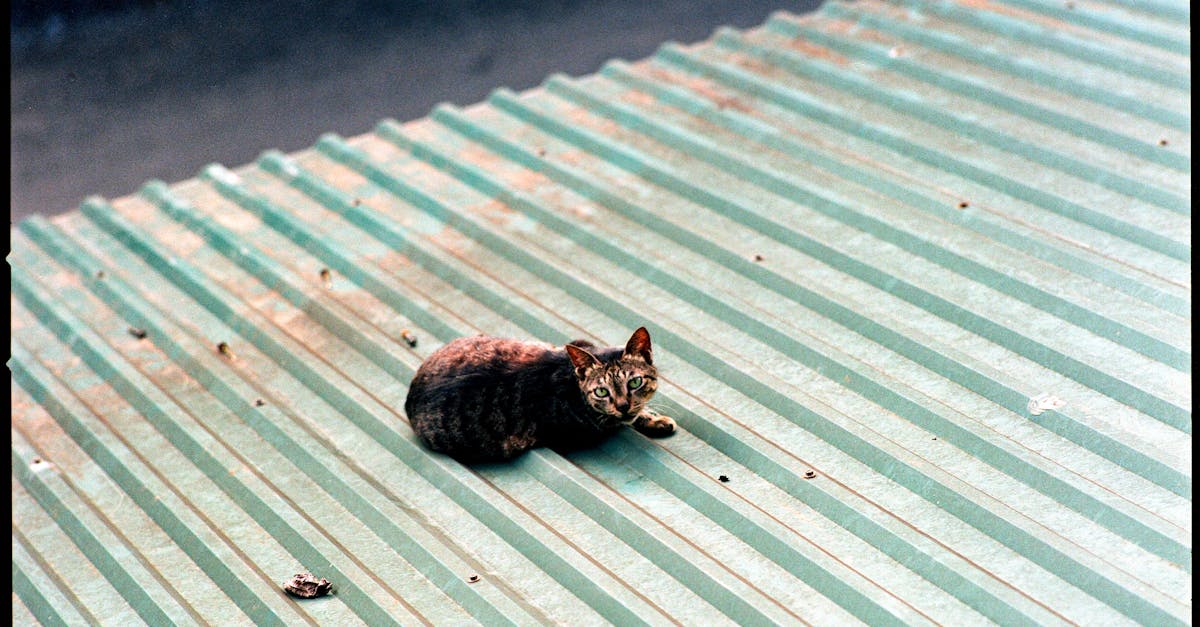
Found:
[593,388,610,398]
[627,376,644,391]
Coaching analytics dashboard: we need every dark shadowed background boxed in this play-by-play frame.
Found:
[11,0,822,224]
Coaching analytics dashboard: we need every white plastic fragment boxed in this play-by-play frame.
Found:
[207,165,241,186]
[277,157,301,179]
[1027,393,1066,416]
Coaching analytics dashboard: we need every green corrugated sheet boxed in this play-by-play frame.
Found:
[10,0,1190,624]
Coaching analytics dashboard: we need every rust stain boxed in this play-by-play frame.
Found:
[786,37,851,66]
[110,196,160,224]
[555,150,582,166]
[851,26,897,46]
[473,198,519,220]
[728,52,773,75]
[619,89,658,108]
[304,154,370,191]
[209,201,265,234]
[954,0,1077,31]
[506,169,552,194]
[457,143,505,170]
[641,64,753,113]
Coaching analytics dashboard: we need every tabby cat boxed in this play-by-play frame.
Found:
[405,327,676,463]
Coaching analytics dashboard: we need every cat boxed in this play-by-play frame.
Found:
[404,327,676,463]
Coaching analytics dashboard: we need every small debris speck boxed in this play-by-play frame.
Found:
[128,327,148,339]
[467,574,480,584]
[95,270,106,279]
[283,573,332,599]
[1064,1,1075,8]
[352,198,362,207]
[957,201,970,209]
[804,470,816,479]
[32,458,42,465]
[536,148,547,157]
[401,329,418,347]
[1159,138,1170,146]
[718,475,730,483]
[255,399,266,407]
[752,254,764,262]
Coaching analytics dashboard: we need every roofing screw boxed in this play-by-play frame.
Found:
[401,329,418,347]
[352,198,362,207]
[752,254,764,262]
[255,399,266,407]
[319,268,333,289]
[1159,138,1170,146]
[957,201,970,209]
[536,148,547,157]
[718,475,730,483]
[804,470,816,479]
[128,327,148,339]
[95,270,106,279]
[217,342,236,360]
[32,458,42,465]
[467,574,480,584]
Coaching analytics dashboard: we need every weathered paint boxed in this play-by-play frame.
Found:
[10,1,1190,625]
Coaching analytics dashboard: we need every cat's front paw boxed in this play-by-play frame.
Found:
[633,412,676,438]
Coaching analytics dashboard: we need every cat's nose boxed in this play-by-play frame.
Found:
[615,400,630,414]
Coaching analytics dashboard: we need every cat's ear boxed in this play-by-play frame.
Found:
[565,343,601,374]
[624,327,653,364]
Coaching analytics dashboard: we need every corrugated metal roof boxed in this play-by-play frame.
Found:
[10,0,1190,624]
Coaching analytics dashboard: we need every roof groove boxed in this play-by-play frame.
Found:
[1082,0,1190,22]
[539,74,1189,368]
[9,349,268,627]
[125,176,686,624]
[710,32,1190,217]
[189,168,748,619]
[597,60,1191,314]
[651,44,1191,262]
[422,99,1191,442]
[381,114,1190,550]
[521,451,827,626]
[83,184,550,625]
[765,18,1189,172]
[315,130,1186,623]
[10,294,417,624]
[602,432,1054,625]
[8,382,206,626]
[292,132,1060,619]
[711,30,1190,212]
[983,0,1189,52]
[499,76,1190,478]
[895,0,1189,88]
[255,147,993,619]
[281,140,946,623]
[16,217,439,619]
[631,53,1189,286]
[367,120,1190,581]
[10,523,100,626]
[12,3,1190,623]
[813,4,1190,130]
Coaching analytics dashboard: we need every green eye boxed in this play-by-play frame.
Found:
[628,376,644,390]
[593,387,609,398]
